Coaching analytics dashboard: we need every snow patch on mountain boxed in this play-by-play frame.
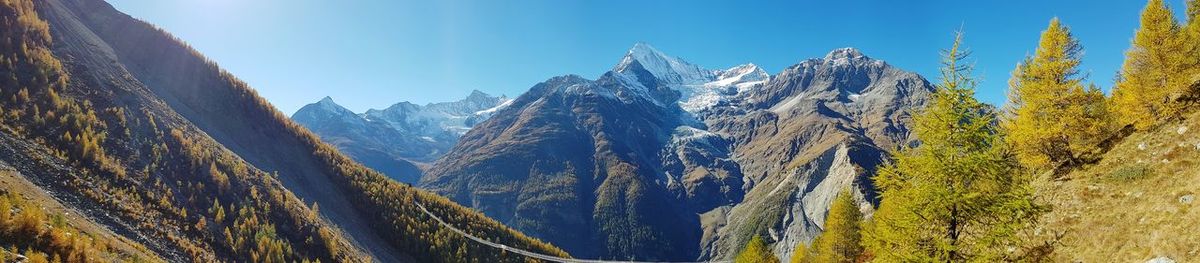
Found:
[671,126,721,145]
[293,90,510,162]
[678,64,770,112]
[611,43,770,112]
[825,47,866,61]
[770,94,806,114]
[363,90,510,137]
[475,98,514,116]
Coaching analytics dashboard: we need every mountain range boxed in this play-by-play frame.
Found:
[291,91,510,183]
[5,0,1197,261]
[420,43,934,260]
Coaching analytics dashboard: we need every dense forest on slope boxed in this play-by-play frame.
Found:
[0,0,568,261]
[0,188,152,263]
[1,0,366,261]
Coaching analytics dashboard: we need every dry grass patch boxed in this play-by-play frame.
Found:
[1035,112,1200,262]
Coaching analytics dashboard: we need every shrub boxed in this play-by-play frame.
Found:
[1108,164,1152,181]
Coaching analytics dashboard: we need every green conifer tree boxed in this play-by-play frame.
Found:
[864,32,1045,262]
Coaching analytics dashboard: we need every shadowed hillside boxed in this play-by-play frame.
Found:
[0,0,567,261]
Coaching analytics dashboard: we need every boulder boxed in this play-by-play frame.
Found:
[1146,256,1175,263]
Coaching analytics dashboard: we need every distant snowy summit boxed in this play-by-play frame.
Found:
[292,43,915,187]
[607,43,896,115]
[291,90,510,183]
[362,90,513,138]
[612,43,770,112]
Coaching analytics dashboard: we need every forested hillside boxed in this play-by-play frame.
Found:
[1,0,361,260]
[0,0,567,261]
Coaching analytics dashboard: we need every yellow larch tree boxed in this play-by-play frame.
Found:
[1111,0,1190,129]
[1004,18,1112,170]
[808,189,864,263]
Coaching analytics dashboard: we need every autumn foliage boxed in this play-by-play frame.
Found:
[1111,0,1200,129]
[1004,18,1113,169]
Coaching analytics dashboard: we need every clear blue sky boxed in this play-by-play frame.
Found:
[105,0,1174,114]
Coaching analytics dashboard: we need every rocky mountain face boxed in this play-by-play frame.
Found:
[292,91,510,183]
[423,44,934,260]
[699,47,933,259]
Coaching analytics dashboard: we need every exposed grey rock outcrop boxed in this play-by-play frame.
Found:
[1147,256,1176,263]
[697,48,933,260]
[424,44,934,261]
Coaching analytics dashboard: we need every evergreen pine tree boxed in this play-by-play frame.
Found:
[809,189,863,263]
[735,236,780,263]
[864,32,1045,262]
[1004,18,1113,169]
[1111,0,1189,129]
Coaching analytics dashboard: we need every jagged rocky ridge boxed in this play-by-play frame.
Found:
[292,91,510,183]
[423,44,934,260]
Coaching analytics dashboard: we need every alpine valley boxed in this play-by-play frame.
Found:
[294,42,933,261]
[417,43,934,260]
[6,0,1197,262]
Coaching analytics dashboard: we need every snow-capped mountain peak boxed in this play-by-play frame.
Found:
[606,43,775,112]
[614,43,715,85]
